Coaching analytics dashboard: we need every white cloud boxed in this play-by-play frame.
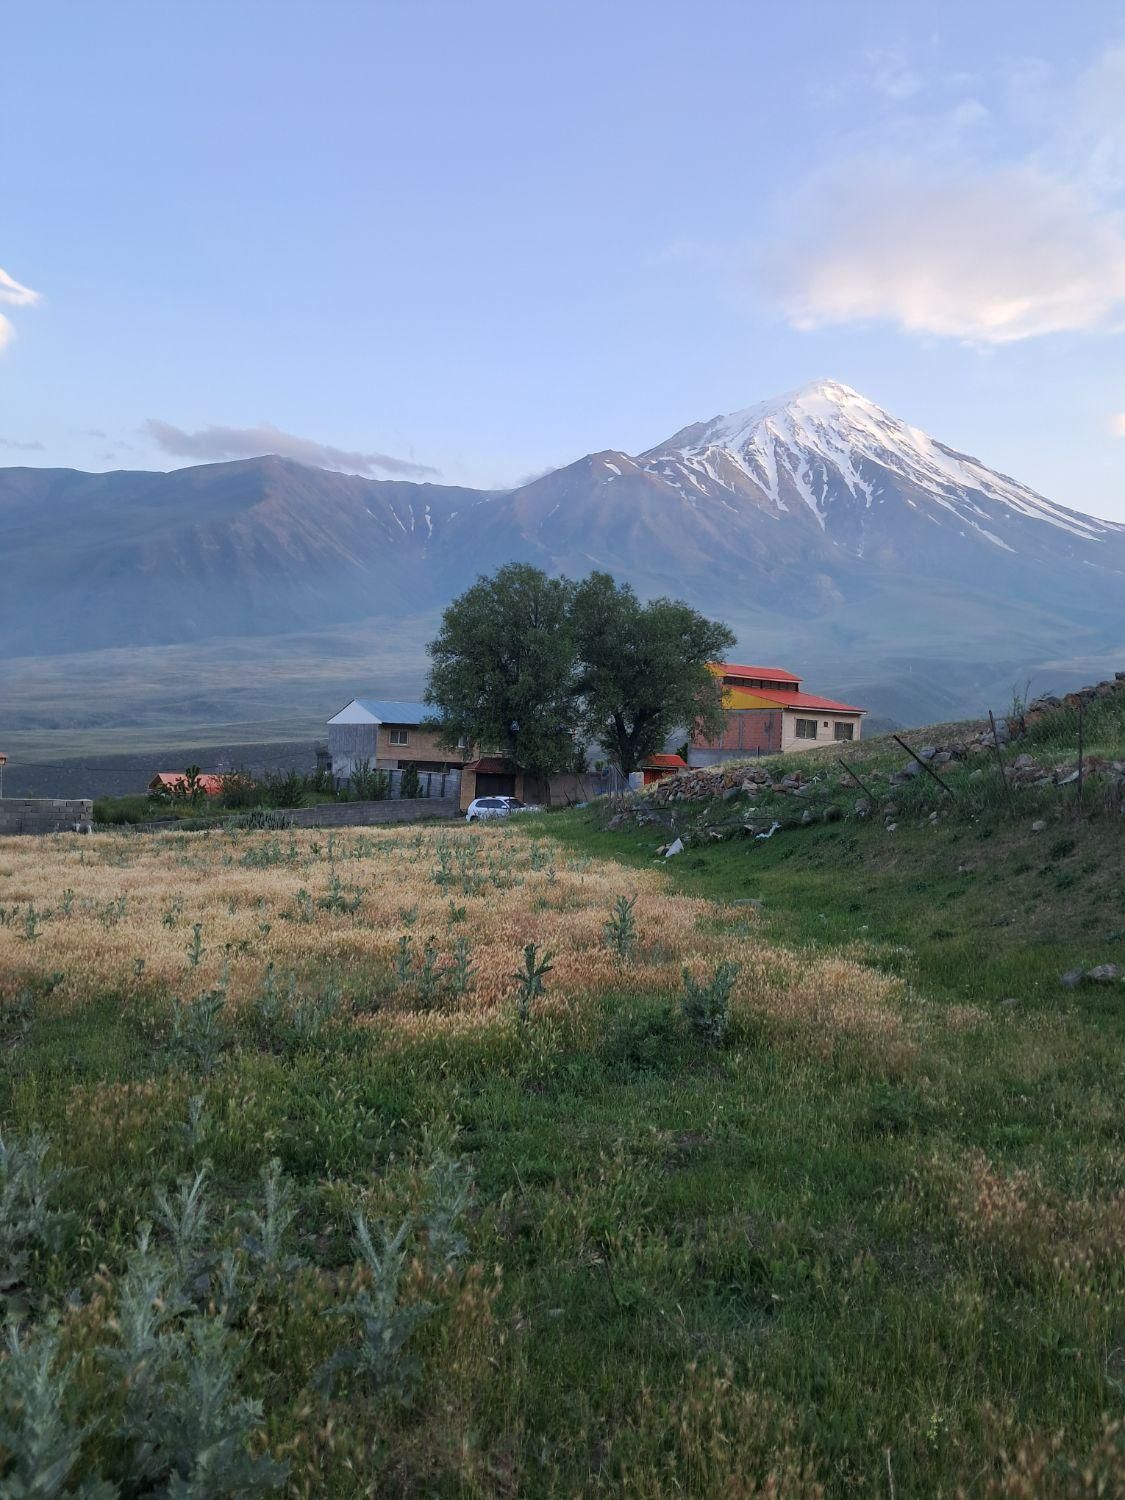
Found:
[761,161,1125,344]
[1111,412,1125,437]
[0,267,40,308]
[0,266,42,353]
[143,419,439,479]
[752,41,1125,345]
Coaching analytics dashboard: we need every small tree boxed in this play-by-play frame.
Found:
[571,573,735,775]
[400,763,421,799]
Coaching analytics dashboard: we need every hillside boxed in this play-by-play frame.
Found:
[3,381,1124,747]
[545,673,1125,1005]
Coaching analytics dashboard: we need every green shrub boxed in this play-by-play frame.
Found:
[261,769,305,810]
[400,763,421,799]
[216,769,259,809]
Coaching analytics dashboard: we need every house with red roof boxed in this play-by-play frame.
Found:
[690,664,865,765]
[640,753,688,785]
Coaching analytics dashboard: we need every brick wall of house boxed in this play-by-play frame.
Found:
[374,727,469,770]
[693,709,782,759]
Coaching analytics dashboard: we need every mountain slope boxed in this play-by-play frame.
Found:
[2,381,1123,730]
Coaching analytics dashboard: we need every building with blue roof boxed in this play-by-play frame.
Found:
[326,697,469,785]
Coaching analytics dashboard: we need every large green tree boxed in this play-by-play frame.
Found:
[424,563,578,780]
[571,572,735,775]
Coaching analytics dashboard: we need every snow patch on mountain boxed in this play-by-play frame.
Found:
[640,378,1118,550]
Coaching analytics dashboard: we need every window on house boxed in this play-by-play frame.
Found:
[388,728,409,746]
[834,722,855,741]
[794,718,818,739]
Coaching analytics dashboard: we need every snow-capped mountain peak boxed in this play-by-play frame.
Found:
[638,379,1118,551]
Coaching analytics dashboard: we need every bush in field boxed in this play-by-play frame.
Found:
[261,770,305,810]
[216,769,259,809]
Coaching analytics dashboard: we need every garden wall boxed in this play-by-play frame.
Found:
[285,797,459,827]
[0,798,94,835]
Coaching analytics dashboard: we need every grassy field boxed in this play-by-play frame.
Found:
[1,802,1123,1494]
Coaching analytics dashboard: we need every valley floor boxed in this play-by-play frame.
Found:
[0,808,1122,1496]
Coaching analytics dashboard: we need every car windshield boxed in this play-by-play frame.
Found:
[504,798,525,808]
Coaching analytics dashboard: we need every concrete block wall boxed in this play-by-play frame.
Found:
[0,798,94,835]
[286,797,459,827]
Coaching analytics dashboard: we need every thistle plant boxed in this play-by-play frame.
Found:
[169,983,227,1074]
[680,961,740,1045]
[178,1095,209,1156]
[239,1157,300,1273]
[511,943,554,1024]
[186,922,204,967]
[316,1214,433,1398]
[22,904,42,942]
[0,1324,114,1500]
[604,894,638,961]
[416,939,441,1006]
[393,935,414,987]
[0,1130,75,1311]
[152,1166,212,1293]
[421,1151,473,1270]
[447,936,475,998]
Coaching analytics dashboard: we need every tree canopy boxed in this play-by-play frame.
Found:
[425,564,735,780]
[424,563,578,780]
[571,573,735,775]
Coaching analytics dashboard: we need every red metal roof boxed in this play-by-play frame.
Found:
[717,662,801,684]
[748,689,866,714]
[466,756,517,773]
[149,772,225,795]
[642,754,687,769]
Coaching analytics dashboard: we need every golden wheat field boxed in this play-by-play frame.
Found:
[0,822,917,1050]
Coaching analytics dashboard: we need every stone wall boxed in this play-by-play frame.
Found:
[286,797,459,827]
[0,798,94,835]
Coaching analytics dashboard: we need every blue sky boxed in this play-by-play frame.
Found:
[3,0,1125,518]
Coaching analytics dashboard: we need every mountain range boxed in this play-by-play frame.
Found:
[3,380,1123,745]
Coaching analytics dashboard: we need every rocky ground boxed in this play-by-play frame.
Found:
[608,672,1125,845]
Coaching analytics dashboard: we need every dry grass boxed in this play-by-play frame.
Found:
[0,824,905,1051]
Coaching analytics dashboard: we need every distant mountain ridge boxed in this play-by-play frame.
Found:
[2,380,1123,730]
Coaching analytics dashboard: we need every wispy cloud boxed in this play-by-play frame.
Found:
[143,419,439,479]
[690,42,1125,346]
[0,265,42,352]
[1111,412,1125,437]
[0,436,46,451]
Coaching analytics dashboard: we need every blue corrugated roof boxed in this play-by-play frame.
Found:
[354,699,437,724]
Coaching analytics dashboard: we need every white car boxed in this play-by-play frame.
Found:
[465,795,540,822]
